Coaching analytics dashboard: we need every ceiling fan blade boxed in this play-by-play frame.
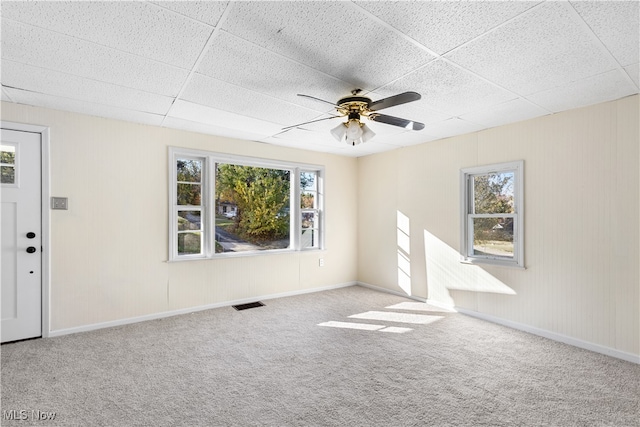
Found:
[297,94,338,107]
[369,113,425,131]
[282,115,342,130]
[368,91,421,112]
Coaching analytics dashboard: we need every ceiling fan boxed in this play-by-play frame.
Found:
[283,89,425,146]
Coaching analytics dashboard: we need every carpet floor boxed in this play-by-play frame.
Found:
[2,286,639,426]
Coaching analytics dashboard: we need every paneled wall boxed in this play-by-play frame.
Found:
[1,102,358,332]
[358,95,639,358]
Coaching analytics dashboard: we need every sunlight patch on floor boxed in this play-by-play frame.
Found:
[379,326,413,333]
[386,301,456,313]
[318,321,385,331]
[349,311,444,325]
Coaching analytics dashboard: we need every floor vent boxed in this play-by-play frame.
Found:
[232,301,265,311]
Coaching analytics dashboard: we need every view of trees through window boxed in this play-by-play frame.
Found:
[215,164,292,253]
[0,145,16,184]
[176,159,203,256]
[173,151,322,259]
[471,172,515,258]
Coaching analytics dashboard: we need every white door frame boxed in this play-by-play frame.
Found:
[1,121,50,338]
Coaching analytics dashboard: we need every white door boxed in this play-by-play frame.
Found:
[1,128,42,343]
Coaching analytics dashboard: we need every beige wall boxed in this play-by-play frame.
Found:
[358,95,639,358]
[1,102,358,332]
[2,95,638,359]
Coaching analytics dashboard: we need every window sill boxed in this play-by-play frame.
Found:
[168,247,324,262]
[460,258,526,270]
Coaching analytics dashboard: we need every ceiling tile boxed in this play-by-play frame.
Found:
[167,100,282,138]
[446,2,616,95]
[2,60,173,115]
[162,116,274,143]
[625,63,639,88]
[1,20,189,97]
[197,31,353,111]
[267,128,341,151]
[349,140,401,156]
[3,87,164,127]
[2,1,212,69]
[423,117,486,139]
[526,69,638,113]
[385,130,440,147]
[377,59,515,116]
[180,73,321,127]
[355,0,539,54]
[260,134,354,156]
[571,1,639,67]
[1,88,12,102]
[150,1,229,27]
[221,1,436,90]
[460,98,549,128]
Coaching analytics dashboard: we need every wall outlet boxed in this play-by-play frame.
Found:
[51,197,68,210]
[319,258,324,267]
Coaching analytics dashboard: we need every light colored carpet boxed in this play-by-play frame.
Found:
[2,286,638,426]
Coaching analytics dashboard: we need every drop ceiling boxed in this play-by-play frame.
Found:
[1,1,638,157]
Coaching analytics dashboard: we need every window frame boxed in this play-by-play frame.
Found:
[460,160,524,268]
[169,147,324,261]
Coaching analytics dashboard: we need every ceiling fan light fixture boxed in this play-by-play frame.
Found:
[330,122,347,142]
[346,119,363,140]
[361,123,375,143]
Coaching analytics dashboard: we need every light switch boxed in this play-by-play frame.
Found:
[51,197,68,210]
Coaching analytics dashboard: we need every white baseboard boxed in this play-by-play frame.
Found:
[456,307,640,365]
[355,282,638,364]
[48,281,357,338]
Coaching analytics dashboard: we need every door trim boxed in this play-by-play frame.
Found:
[1,121,50,338]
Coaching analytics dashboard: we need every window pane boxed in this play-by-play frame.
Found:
[473,172,514,214]
[302,212,315,229]
[1,145,16,184]
[178,211,201,231]
[215,163,290,253]
[301,172,317,208]
[472,217,514,258]
[177,183,201,205]
[1,145,16,165]
[301,229,316,249]
[177,159,201,182]
[1,166,15,184]
[301,192,315,209]
[178,232,201,255]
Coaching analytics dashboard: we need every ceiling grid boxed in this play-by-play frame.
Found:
[1,0,637,157]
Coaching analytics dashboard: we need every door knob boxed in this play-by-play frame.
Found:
[27,232,36,239]
[26,246,37,254]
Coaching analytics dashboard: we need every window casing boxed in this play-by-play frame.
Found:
[460,161,524,268]
[169,147,324,261]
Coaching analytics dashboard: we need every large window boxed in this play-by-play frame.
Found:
[170,148,323,260]
[460,161,524,268]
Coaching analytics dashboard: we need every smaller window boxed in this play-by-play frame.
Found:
[1,144,17,185]
[460,161,524,268]
[300,171,320,249]
[176,157,204,257]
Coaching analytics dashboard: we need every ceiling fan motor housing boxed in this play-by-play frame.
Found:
[337,95,371,108]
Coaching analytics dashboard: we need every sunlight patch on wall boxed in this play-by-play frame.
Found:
[424,230,516,298]
[397,211,412,295]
